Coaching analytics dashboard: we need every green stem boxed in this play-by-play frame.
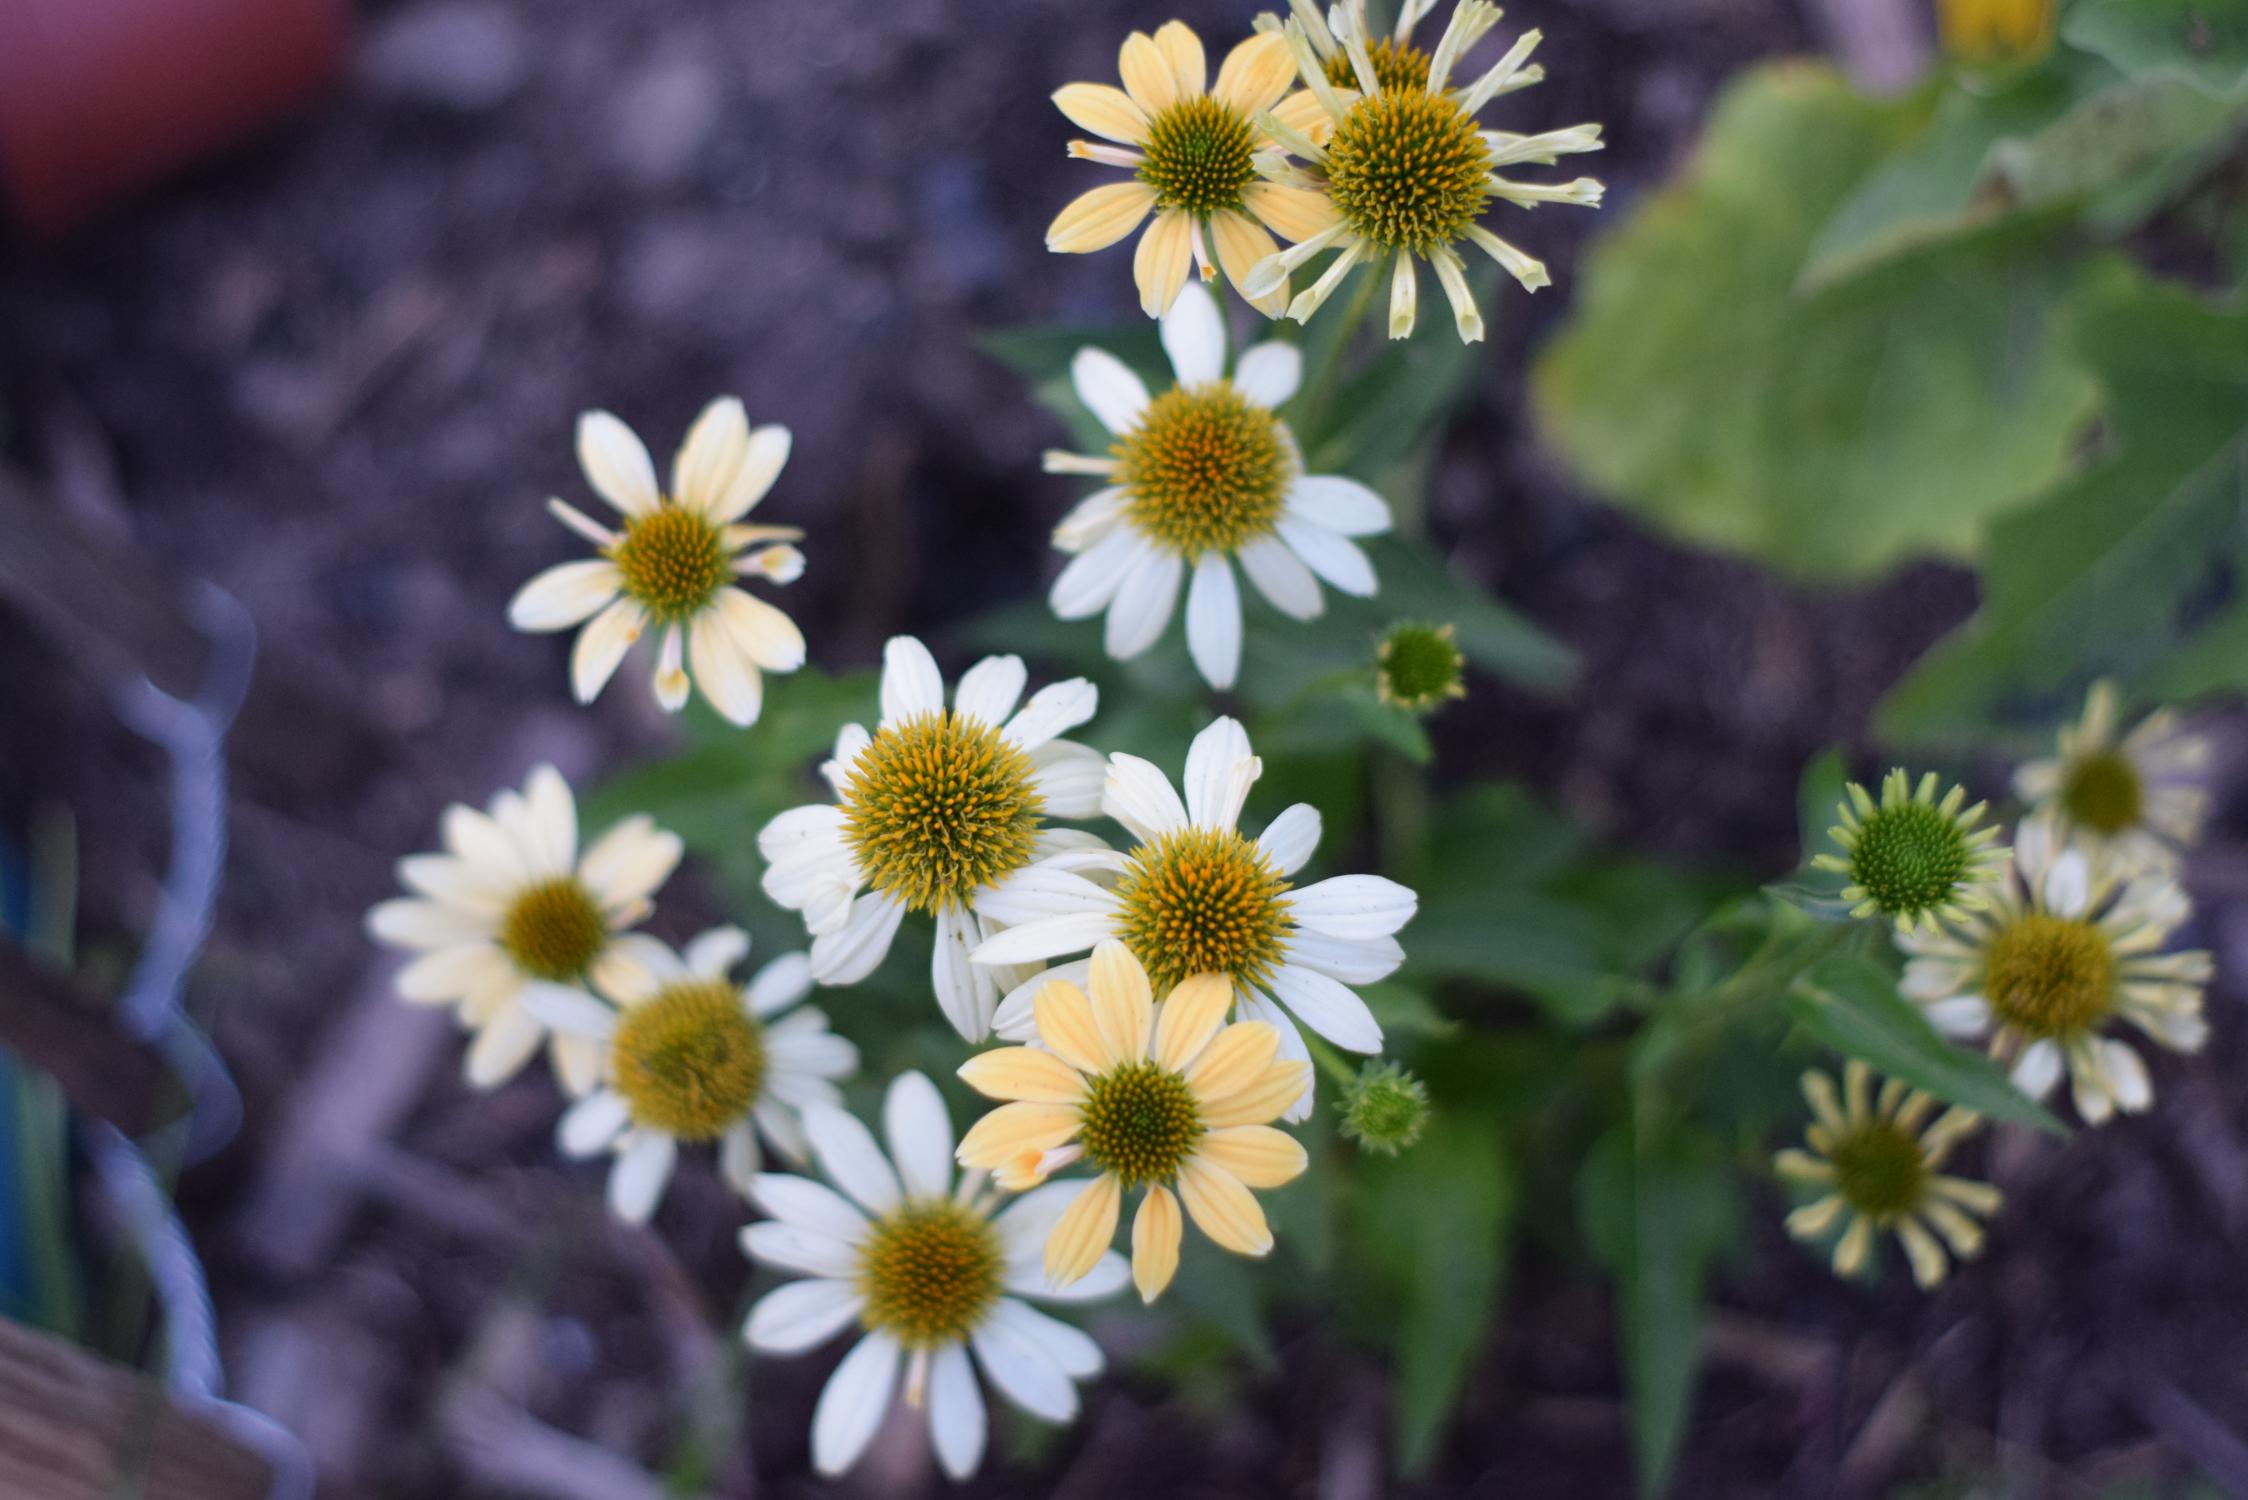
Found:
[1298,263,1382,435]
[1304,1032,1364,1090]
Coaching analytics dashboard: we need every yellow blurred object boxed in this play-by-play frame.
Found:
[1938,0,2058,63]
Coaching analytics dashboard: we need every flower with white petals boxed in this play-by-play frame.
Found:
[1046,281,1393,689]
[508,398,808,726]
[956,942,1311,1303]
[742,1073,1127,1481]
[1245,0,1605,341]
[756,637,1109,1041]
[1776,1061,1999,1289]
[1901,815,2213,1126]
[526,928,854,1224]
[970,716,1417,1122]
[2014,680,2211,876]
[1047,19,1343,316]
[365,765,681,1094]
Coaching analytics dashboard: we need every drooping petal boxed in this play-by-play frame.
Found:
[1236,534,1325,620]
[570,598,646,703]
[810,1333,901,1478]
[1184,555,1243,690]
[1178,1157,1273,1256]
[927,1341,988,1481]
[1131,1185,1183,1302]
[1133,210,1196,320]
[1043,1172,1122,1286]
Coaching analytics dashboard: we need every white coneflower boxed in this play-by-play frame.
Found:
[364,765,681,1094]
[741,1073,1128,1481]
[755,637,1108,1040]
[1901,815,2214,1125]
[956,943,1312,1304]
[508,397,808,726]
[1047,20,1344,317]
[1776,1061,2000,1288]
[969,716,1416,1122]
[1244,0,1605,341]
[524,927,855,1224]
[2014,680,2211,875]
[1044,281,1393,689]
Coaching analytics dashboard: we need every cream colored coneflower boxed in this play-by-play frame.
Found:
[508,397,807,726]
[955,942,1311,1303]
[524,928,854,1223]
[1776,1061,2000,1289]
[1812,770,2009,933]
[969,716,1417,1123]
[2014,680,2211,876]
[756,636,1108,1041]
[741,1073,1128,1480]
[1047,20,1345,317]
[1901,815,2214,1125]
[1046,281,1394,688]
[1244,0,1604,342]
[365,765,682,1093]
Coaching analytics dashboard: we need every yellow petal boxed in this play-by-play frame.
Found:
[1152,20,1207,99]
[1046,1173,1122,1286]
[1213,32,1296,116]
[1211,211,1286,318]
[1088,939,1154,1062]
[1048,182,1159,255]
[1119,31,1180,115]
[1153,973,1234,1071]
[958,1102,1081,1169]
[1033,979,1110,1075]
[1201,1059,1312,1128]
[1196,1125,1307,1188]
[1270,88,1339,147]
[1183,1020,1279,1103]
[1053,82,1151,146]
[1242,181,1344,244]
[1131,1185,1183,1303]
[958,1046,1088,1105]
[1179,1157,1273,1256]
[1134,211,1196,318]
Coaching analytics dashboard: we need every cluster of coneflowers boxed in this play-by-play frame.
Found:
[1779,685,2215,1288]
[368,1,1592,1478]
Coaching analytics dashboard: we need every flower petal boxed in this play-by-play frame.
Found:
[1183,716,1259,830]
[1288,475,1393,537]
[1196,1125,1306,1189]
[808,892,909,985]
[1184,554,1243,690]
[1043,1172,1121,1287]
[927,1341,988,1481]
[1237,534,1325,620]
[1070,347,1153,436]
[1134,210,1197,319]
[608,1131,677,1223]
[570,598,646,703]
[1053,82,1151,145]
[803,1102,903,1215]
[576,410,659,517]
[1232,341,1303,408]
[1131,1185,1183,1302]
[1178,1157,1273,1256]
[745,1277,863,1355]
[509,560,623,632]
[811,1333,901,1477]
[1286,874,1418,940]
[1276,519,1377,596]
[883,1070,957,1199]
[1102,753,1190,844]
[1088,940,1155,1062]
[1265,964,1383,1052]
[955,654,1028,728]
[1160,280,1227,388]
[1047,181,1159,254]
[960,1047,1090,1105]
[879,635,946,727]
[672,396,749,518]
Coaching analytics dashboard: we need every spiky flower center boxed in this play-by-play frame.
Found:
[1323,38,1434,94]
[1376,622,1466,710]
[610,981,765,1141]
[2062,750,2144,836]
[609,505,730,622]
[1848,804,1972,920]
[1338,1060,1430,1156]
[1115,827,1293,994]
[1116,384,1293,557]
[839,710,1044,914]
[1136,94,1256,216]
[1984,913,2116,1040]
[1828,1120,1927,1221]
[1079,1060,1203,1187]
[856,1198,1005,1350]
[1323,86,1491,254]
[497,878,607,982]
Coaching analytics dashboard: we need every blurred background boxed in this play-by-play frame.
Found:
[3,0,2247,1495]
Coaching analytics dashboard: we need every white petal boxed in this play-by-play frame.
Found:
[2011,1039,2064,1100]
[1003,679,1101,752]
[1265,964,1383,1052]
[884,1070,957,1199]
[685,925,751,978]
[2043,851,2092,919]
[1276,519,1377,596]
[747,952,816,1015]
[1105,550,1185,660]
[1232,342,1303,408]
[990,960,1094,1041]
[1050,528,1149,621]
[1030,741,1108,819]
[1010,1249,1132,1303]
[559,1090,631,1157]
[1923,995,1991,1037]
[749,1171,872,1241]
[808,892,909,985]
[1284,930,1403,985]
[1183,716,1260,830]
[742,1220,864,1278]
[927,1342,988,1481]
[579,817,684,913]
[803,1102,903,1215]
[1286,874,1418,940]
[822,723,872,797]
[955,655,1029,728]
[975,867,1121,928]
[521,983,619,1040]
[1071,347,1153,435]
[1160,280,1227,387]
[968,1322,1078,1423]
[744,1278,863,1354]
[608,1131,677,1224]
[1257,803,1322,875]
[576,410,659,516]
[713,587,806,672]
[1286,475,1393,536]
[991,1298,1102,1380]
[933,905,997,1042]
[366,898,490,950]
[721,1121,761,1193]
[1237,990,1315,1124]
[970,912,1121,968]
[1052,487,1128,553]
[509,560,623,632]
[2103,1038,2152,1111]
[811,1333,901,1477]
[1185,555,1243,690]
[571,598,646,703]
[1236,534,1325,620]
[671,396,750,518]
[880,636,946,727]
[714,424,792,523]
[1102,754,1189,844]
[652,624,690,712]
[396,943,509,1003]
[690,610,764,726]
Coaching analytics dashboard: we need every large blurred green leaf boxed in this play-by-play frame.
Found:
[1879,266,2248,744]
[2064,0,2248,94]
[1534,63,2102,580]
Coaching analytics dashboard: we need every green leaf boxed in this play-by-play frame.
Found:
[2063,0,2248,96]
[1788,952,2067,1134]
[1879,265,2248,745]
[1533,62,2102,580]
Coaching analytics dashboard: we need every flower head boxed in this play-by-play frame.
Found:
[1938,0,2056,62]
[525,928,854,1223]
[741,1073,1128,1481]
[508,398,808,726]
[1901,815,2213,1125]
[1047,282,1394,688]
[1375,621,1466,711]
[2014,680,2210,876]
[1048,20,1346,316]
[1776,1061,1999,1289]
[756,637,1108,1040]
[365,766,682,1093]
[970,717,1416,1121]
[1245,0,1605,341]
[1337,1059,1430,1155]
[1812,770,2008,932]
[956,942,1312,1303]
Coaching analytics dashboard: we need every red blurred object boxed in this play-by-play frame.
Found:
[0,0,349,239]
